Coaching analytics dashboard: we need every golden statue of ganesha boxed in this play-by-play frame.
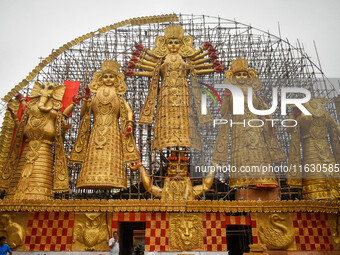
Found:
[213,58,285,188]
[0,82,79,200]
[126,25,223,150]
[287,98,340,200]
[70,60,140,189]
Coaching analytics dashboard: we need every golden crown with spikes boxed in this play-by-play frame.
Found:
[164,25,184,40]
[102,60,120,74]
[231,58,249,73]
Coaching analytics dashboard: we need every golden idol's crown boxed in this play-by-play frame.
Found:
[231,58,249,73]
[102,60,120,74]
[164,25,184,40]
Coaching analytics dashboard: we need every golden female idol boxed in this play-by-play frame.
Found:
[70,60,139,189]
[126,25,222,150]
[287,98,340,200]
[213,58,285,188]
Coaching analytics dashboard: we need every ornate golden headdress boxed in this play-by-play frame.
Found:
[89,60,126,94]
[102,60,120,74]
[225,58,261,90]
[164,25,184,41]
[152,25,194,58]
[231,58,248,73]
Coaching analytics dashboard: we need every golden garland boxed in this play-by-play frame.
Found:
[0,200,338,213]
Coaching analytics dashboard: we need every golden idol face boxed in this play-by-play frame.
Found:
[234,71,248,85]
[167,38,181,53]
[167,161,188,177]
[40,82,55,97]
[102,72,116,86]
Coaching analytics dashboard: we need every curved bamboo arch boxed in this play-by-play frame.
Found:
[1,14,178,102]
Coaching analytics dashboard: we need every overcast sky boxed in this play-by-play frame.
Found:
[0,0,339,100]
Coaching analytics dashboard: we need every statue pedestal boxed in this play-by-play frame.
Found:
[235,188,279,201]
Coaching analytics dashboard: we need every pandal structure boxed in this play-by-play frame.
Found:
[0,14,338,254]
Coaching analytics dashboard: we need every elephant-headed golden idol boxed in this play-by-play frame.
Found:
[0,82,81,200]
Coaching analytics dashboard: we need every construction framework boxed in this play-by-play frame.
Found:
[0,14,338,200]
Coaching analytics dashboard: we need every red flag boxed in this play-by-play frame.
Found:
[61,81,81,117]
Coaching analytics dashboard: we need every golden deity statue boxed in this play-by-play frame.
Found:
[126,25,223,150]
[0,82,80,200]
[70,60,140,189]
[130,151,214,200]
[287,98,340,200]
[213,58,285,188]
